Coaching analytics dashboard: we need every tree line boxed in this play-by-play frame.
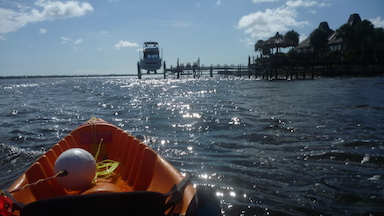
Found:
[332,20,384,60]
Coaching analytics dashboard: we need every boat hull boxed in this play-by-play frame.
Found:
[140,58,162,71]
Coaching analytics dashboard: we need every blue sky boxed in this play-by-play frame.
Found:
[1,0,384,76]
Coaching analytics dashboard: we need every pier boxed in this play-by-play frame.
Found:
[137,54,384,79]
[138,57,260,79]
[163,58,255,79]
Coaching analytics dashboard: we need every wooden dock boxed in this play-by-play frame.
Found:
[137,55,384,79]
[138,57,261,79]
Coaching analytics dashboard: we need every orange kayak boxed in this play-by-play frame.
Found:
[2,118,220,216]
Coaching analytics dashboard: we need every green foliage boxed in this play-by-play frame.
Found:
[328,50,342,57]
[371,27,384,54]
[287,48,298,57]
[372,27,384,44]
[343,50,357,61]
[335,19,384,57]
[310,28,329,52]
[254,39,271,56]
[262,47,271,56]
[336,23,356,42]
[284,30,300,45]
[355,20,374,41]
[254,40,264,52]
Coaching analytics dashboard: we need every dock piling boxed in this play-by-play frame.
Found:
[137,61,142,79]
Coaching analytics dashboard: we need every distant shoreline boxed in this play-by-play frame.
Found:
[0,74,137,79]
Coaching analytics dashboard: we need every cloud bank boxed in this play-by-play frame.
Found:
[237,0,333,40]
[0,0,93,34]
[237,6,309,39]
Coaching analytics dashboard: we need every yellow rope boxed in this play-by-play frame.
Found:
[90,119,99,156]
[94,138,103,160]
[93,138,122,181]
[95,160,122,179]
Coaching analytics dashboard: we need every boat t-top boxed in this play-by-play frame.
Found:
[139,42,162,74]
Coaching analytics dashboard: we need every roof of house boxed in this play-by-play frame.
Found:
[263,32,297,48]
[296,22,334,49]
[296,13,362,49]
[328,13,361,45]
[348,13,362,27]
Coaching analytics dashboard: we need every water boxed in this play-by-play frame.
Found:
[1,76,384,215]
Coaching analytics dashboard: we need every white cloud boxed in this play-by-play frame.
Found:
[0,8,35,34]
[299,33,307,43]
[74,39,83,44]
[114,40,139,49]
[60,37,83,51]
[61,37,71,44]
[34,0,93,19]
[240,37,255,47]
[216,1,221,6]
[237,6,309,39]
[61,37,84,46]
[0,0,93,34]
[39,28,47,34]
[370,17,384,28]
[286,0,316,7]
[72,46,83,52]
[286,0,329,8]
[307,9,316,14]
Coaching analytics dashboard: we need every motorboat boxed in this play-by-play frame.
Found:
[139,42,162,74]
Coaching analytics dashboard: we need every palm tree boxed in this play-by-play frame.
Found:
[255,40,264,55]
[254,40,270,57]
[335,23,356,52]
[310,28,329,53]
[284,30,300,46]
[355,20,374,60]
[371,27,384,60]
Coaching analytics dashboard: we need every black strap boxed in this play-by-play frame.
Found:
[164,174,192,215]
[20,191,166,216]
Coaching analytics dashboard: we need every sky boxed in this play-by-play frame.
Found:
[1,0,384,76]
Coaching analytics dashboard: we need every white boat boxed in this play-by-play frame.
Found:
[139,42,162,74]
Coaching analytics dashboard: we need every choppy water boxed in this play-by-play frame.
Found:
[1,76,384,215]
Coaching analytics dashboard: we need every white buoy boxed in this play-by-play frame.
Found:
[54,148,96,190]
